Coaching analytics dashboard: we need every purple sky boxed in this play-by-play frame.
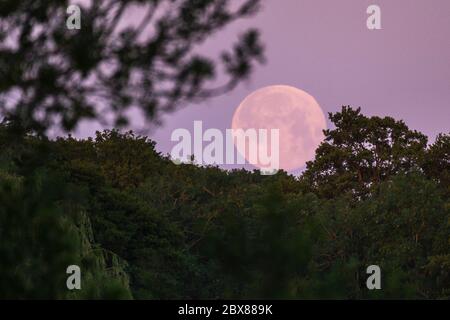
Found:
[77,0,450,171]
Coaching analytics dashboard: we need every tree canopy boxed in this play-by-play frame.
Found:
[0,107,448,299]
[301,106,429,199]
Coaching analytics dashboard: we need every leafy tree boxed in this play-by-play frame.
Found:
[0,166,132,299]
[314,172,449,299]
[0,126,132,299]
[301,106,428,199]
[0,106,448,299]
[0,0,264,132]
[423,132,450,195]
[203,182,323,299]
[55,130,163,189]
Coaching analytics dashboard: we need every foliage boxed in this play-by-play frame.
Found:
[0,164,132,299]
[301,106,428,199]
[0,0,264,132]
[0,106,448,299]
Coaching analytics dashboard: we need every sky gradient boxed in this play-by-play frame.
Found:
[77,0,450,171]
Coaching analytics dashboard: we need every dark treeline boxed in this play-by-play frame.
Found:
[0,107,448,299]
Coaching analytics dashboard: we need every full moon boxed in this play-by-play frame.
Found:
[231,85,327,172]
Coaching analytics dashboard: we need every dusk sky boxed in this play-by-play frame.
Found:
[77,0,450,171]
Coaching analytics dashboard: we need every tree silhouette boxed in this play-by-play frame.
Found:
[423,132,450,195]
[301,106,428,199]
[0,109,448,299]
[0,0,264,132]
